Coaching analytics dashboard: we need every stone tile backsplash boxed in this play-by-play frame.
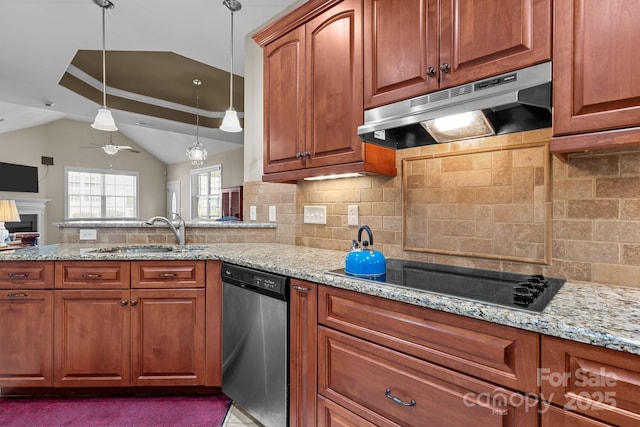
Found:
[244,129,640,289]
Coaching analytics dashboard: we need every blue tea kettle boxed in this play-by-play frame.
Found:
[344,225,387,282]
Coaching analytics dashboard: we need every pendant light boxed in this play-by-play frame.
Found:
[186,79,208,167]
[220,0,242,133]
[91,0,117,132]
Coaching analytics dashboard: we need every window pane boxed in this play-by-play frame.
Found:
[66,168,138,219]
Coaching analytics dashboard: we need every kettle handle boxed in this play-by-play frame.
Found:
[357,225,374,246]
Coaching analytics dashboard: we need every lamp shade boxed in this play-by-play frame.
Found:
[220,108,242,133]
[0,200,20,222]
[92,108,118,131]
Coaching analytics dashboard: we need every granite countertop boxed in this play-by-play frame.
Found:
[2,243,639,356]
[53,220,277,229]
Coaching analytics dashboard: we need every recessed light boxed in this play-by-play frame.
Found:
[136,121,155,127]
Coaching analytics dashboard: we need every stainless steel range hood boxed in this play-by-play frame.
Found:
[358,61,552,149]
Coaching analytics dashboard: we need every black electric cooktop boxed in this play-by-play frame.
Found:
[329,258,565,313]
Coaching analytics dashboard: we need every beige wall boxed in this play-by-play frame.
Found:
[166,146,244,220]
[0,119,166,244]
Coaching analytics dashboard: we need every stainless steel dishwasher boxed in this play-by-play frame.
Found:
[221,262,289,427]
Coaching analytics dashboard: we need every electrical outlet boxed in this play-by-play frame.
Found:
[347,205,359,226]
[249,206,257,221]
[303,206,327,224]
[79,229,97,240]
[269,206,276,222]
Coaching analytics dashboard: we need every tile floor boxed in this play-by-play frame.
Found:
[222,403,263,427]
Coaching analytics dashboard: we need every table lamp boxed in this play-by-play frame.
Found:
[0,200,20,247]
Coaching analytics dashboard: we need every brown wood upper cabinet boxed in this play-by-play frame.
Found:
[550,1,640,158]
[255,0,396,182]
[364,0,552,108]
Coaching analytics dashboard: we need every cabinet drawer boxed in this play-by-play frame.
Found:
[0,261,54,289]
[541,335,640,426]
[541,404,613,427]
[318,286,539,393]
[131,261,205,288]
[318,327,538,427]
[318,395,376,427]
[55,261,130,289]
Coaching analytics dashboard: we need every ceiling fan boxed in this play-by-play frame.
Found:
[82,133,140,155]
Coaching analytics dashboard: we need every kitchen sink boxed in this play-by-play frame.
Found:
[90,245,206,254]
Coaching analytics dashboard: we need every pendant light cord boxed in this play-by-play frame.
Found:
[101,4,107,108]
[229,9,234,109]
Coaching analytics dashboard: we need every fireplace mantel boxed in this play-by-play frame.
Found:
[12,198,51,243]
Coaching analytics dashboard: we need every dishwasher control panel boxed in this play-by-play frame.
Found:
[222,262,289,300]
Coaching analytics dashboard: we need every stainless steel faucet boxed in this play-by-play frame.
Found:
[145,214,185,246]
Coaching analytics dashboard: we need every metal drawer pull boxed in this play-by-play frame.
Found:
[120,299,128,307]
[292,285,312,292]
[158,273,177,278]
[8,293,29,298]
[385,388,416,407]
[7,272,29,278]
[81,273,103,279]
[130,299,138,307]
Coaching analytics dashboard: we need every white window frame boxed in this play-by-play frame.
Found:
[190,165,222,220]
[64,166,139,220]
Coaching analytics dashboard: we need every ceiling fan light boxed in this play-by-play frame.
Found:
[220,108,242,133]
[186,141,208,167]
[102,144,119,155]
[92,108,118,132]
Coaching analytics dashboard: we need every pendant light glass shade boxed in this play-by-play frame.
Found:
[92,1,117,132]
[186,79,208,167]
[220,107,242,132]
[221,0,242,133]
[92,107,117,131]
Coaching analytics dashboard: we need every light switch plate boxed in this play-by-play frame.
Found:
[79,229,97,240]
[304,205,327,224]
[269,206,276,222]
[347,205,359,226]
[249,206,257,221]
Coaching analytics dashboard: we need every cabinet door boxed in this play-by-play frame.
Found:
[0,290,53,387]
[363,0,439,108]
[541,335,640,426]
[54,290,131,387]
[263,26,306,174]
[130,289,205,386]
[553,0,640,135]
[289,280,317,427]
[439,0,551,88]
[305,0,364,169]
[318,395,377,427]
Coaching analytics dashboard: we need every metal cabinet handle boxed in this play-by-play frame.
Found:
[120,299,129,307]
[440,63,450,73]
[158,273,177,278]
[130,299,138,307]
[7,272,29,278]
[426,66,436,77]
[295,152,304,159]
[292,284,312,292]
[8,292,29,298]
[385,388,416,407]
[82,273,103,279]
[303,151,311,158]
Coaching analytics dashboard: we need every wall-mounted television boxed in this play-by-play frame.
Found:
[0,162,39,193]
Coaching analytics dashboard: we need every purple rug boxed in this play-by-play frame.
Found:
[0,394,231,427]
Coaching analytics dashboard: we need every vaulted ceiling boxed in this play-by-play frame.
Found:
[0,0,298,164]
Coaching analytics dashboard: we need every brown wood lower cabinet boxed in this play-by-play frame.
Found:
[317,395,377,427]
[131,289,205,386]
[53,260,210,389]
[318,327,538,426]
[0,289,53,387]
[289,279,317,427]
[541,335,640,427]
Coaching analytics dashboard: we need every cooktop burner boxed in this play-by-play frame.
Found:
[329,259,565,313]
